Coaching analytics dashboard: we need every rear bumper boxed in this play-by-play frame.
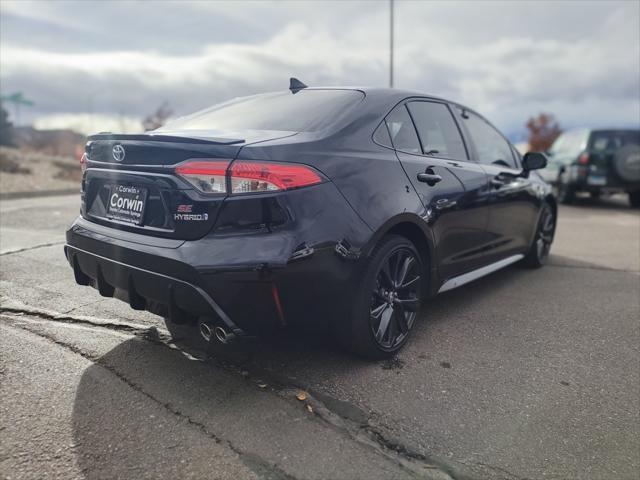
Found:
[567,165,640,192]
[572,178,640,191]
[65,244,246,336]
[65,208,369,335]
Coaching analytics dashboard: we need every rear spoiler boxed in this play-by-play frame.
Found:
[87,132,244,145]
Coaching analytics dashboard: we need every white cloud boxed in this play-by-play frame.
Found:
[0,0,84,30]
[1,0,638,135]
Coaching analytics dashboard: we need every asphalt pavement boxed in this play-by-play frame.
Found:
[1,193,638,480]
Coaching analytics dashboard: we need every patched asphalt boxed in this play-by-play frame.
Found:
[1,194,639,479]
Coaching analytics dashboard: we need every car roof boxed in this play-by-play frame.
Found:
[303,86,483,123]
[561,127,639,135]
[589,128,640,133]
[306,86,456,104]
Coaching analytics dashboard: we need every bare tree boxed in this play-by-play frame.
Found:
[0,102,14,146]
[142,102,173,131]
[526,113,562,152]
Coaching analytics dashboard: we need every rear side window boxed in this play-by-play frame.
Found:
[384,105,421,154]
[161,89,364,133]
[373,122,393,147]
[463,112,516,168]
[406,101,467,160]
[589,130,640,151]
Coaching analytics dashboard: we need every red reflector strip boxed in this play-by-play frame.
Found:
[272,283,286,326]
[175,160,230,176]
[230,161,322,191]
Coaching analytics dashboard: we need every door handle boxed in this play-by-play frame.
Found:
[417,168,442,186]
[490,174,511,188]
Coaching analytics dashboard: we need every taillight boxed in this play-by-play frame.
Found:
[230,161,322,193]
[175,160,322,194]
[175,160,229,194]
[79,153,87,173]
[578,152,590,165]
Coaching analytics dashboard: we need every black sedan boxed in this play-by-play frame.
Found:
[65,79,555,358]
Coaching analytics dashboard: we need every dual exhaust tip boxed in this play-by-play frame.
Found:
[199,320,235,344]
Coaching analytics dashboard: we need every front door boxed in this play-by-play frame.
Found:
[456,109,539,263]
[385,100,491,281]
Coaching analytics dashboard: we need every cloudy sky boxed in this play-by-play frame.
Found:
[1,0,639,139]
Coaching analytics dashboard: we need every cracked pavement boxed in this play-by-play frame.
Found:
[1,194,639,480]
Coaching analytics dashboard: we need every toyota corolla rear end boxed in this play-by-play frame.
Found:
[64,88,372,340]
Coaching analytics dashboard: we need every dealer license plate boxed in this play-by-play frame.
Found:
[106,185,148,225]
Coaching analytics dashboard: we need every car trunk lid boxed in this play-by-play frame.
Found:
[82,130,295,240]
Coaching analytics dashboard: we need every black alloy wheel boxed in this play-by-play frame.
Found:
[343,235,424,358]
[369,248,421,350]
[524,203,555,268]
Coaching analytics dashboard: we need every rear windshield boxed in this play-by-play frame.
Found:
[589,130,640,151]
[162,90,364,133]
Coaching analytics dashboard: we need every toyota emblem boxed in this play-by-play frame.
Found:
[112,144,125,162]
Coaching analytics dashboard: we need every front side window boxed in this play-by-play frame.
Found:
[373,122,393,148]
[463,112,516,168]
[406,101,467,160]
[384,105,421,154]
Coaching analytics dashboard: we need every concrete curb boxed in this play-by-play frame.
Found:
[0,188,79,200]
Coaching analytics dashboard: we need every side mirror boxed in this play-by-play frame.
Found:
[522,151,548,171]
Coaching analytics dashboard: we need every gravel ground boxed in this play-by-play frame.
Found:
[0,147,80,195]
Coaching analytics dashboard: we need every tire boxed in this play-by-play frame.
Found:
[523,202,555,268]
[341,235,424,359]
[629,191,640,208]
[613,145,640,182]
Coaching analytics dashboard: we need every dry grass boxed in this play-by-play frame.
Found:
[0,147,81,194]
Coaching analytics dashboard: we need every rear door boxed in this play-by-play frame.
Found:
[456,109,539,263]
[385,100,491,280]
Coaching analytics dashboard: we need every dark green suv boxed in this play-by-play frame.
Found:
[541,129,640,207]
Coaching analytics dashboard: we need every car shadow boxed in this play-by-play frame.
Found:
[70,328,395,478]
[71,332,319,479]
[70,339,224,479]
